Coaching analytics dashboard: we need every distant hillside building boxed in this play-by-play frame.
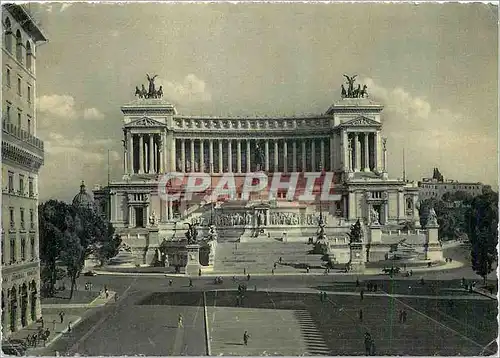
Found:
[418,168,483,200]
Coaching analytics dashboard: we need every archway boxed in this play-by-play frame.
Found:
[30,280,37,321]
[10,287,17,332]
[21,283,28,327]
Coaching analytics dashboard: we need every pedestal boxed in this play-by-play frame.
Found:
[369,225,382,243]
[425,225,443,261]
[185,244,201,276]
[349,242,366,272]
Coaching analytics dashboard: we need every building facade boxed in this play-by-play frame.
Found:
[418,170,483,200]
[94,77,442,270]
[1,4,46,338]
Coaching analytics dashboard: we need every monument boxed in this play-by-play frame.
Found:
[184,223,201,275]
[347,219,366,272]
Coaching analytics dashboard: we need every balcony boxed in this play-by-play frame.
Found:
[2,120,44,157]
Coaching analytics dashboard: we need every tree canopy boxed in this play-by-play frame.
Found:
[39,200,118,298]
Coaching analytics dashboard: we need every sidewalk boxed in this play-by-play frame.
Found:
[4,313,82,355]
[473,287,497,300]
[42,290,117,309]
[3,291,116,353]
[94,260,464,278]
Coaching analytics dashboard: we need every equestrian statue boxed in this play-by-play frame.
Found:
[341,74,368,99]
[134,73,164,99]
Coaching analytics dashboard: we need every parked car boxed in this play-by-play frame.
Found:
[83,270,98,277]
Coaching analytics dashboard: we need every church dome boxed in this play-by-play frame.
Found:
[72,181,95,210]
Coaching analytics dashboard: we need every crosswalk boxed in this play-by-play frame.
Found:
[294,310,331,355]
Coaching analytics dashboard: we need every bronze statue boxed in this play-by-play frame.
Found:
[146,74,158,98]
[156,85,163,99]
[254,143,265,171]
[184,222,198,244]
[341,84,347,98]
[359,85,368,98]
[135,86,143,99]
[343,74,357,97]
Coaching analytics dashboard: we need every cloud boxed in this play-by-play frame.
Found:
[363,78,497,184]
[157,74,212,104]
[83,107,105,120]
[38,94,77,119]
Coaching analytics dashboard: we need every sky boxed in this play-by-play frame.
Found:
[26,1,498,202]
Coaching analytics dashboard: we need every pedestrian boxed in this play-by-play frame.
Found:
[178,314,183,328]
[359,309,363,322]
[360,289,364,301]
[323,292,328,301]
[40,316,44,328]
[169,279,173,286]
[356,278,360,287]
[52,319,56,331]
[271,269,274,275]
[68,321,72,333]
[189,279,193,287]
[399,310,403,323]
[274,263,277,269]
[243,330,250,346]
[306,267,310,274]
[244,268,246,275]
[402,309,407,323]
[320,291,324,302]
[247,274,250,281]
[26,334,31,347]
[105,290,109,299]
[279,257,282,264]
[364,332,372,355]
[114,293,118,302]
[198,268,202,276]
[373,284,377,292]
[367,282,372,291]
[420,277,424,285]
[254,285,257,292]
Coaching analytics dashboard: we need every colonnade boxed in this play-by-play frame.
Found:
[125,132,165,175]
[173,137,331,173]
[347,132,380,172]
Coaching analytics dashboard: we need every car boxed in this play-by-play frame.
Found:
[83,270,98,277]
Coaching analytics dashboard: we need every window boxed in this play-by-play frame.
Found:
[4,17,12,53]
[28,178,34,197]
[25,41,32,70]
[19,175,24,195]
[6,67,11,87]
[17,77,21,96]
[5,104,10,122]
[10,237,16,263]
[29,209,34,229]
[27,117,31,134]
[20,208,25,229]
[21,237,26,261]
[17,111,21,127]
[9,207,14,228]
[15,30,22,63]
[27,85,31,102]
[8,172,14,193]
[30,237,35,260]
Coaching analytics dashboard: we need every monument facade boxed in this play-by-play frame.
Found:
[94,75,441,270]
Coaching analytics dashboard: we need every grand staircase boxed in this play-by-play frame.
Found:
[213,241,325,274]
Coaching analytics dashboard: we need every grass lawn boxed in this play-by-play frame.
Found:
[41,290,100,305]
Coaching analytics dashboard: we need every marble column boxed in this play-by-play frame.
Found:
[311,140,316,171]
[170,137,176,172]
[274,140,279,171]
[283,140,288,172]
[342,130,349,172]
[139,135,144,174]
[292,141,297,172]
[128,132,133,174]
[209,139,214,173]
[363,133,370,172]
[301,140,306,171]
[320,139,325,171]
[265,140,270,172]
[218,140,223,173]
[190,139,195,172]
[168,200,173,220]
[181,139,186,173]
[237,140,242,173]
[200,140,205,173]
[228,140,233,172]
[374,132,380,172]
[149,135,154,173]
[329,136,334,171]
[246,140,251,172]
[159,135,164,173]
[355,133,361,172]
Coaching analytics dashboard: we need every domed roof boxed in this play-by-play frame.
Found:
[72,181,95,210]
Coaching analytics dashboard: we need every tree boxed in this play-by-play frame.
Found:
[94,234,122,266]
[39,200,73,297]
[465,190,498,284]
[61,219,84,299]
